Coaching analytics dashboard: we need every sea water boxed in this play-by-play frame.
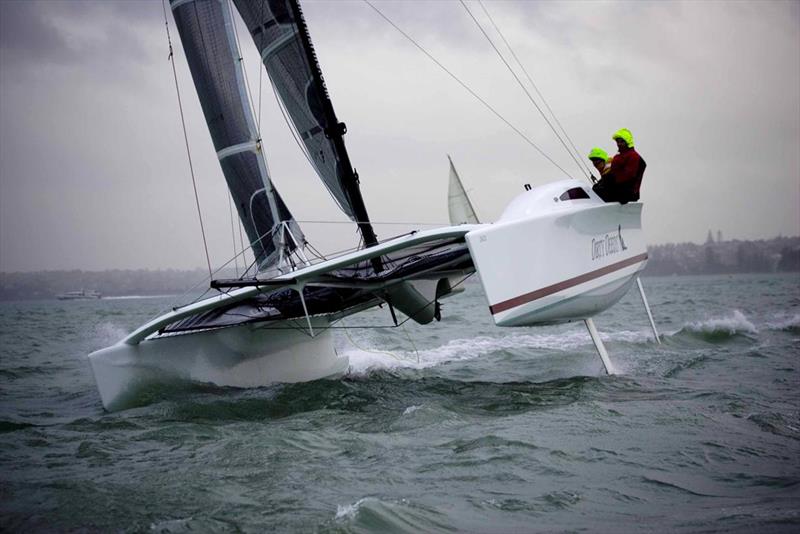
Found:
[1,274,798,532]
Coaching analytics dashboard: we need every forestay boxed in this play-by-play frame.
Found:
[170,0,304,271]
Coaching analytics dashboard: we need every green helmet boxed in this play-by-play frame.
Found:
[587,147,609,161]
[612,128,634,148]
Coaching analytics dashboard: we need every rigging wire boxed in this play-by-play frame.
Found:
[362,0,575,180]
[162,0,213,280]
[401,321,421,365]
[266,72,324,183]
[226,0,263,137]
[304,240,328,262]
[459,0,590,181]
[141,238,258,327]
[341,323,409,362]
[256,0,266,134]
[227,192,240,277]
[476,0,595,180]
[247,272,476,335]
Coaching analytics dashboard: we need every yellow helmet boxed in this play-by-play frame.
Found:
[588,147,609,161]
[612,128,634,148]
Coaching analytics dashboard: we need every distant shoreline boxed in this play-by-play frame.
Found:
[644,235,799,276]
[1,237,798,301]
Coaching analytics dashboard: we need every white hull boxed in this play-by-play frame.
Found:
[88,179,649,411]
[465,180,647,327]
[88,318,346,411]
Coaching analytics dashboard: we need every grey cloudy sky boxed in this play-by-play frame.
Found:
[1,0,798,272]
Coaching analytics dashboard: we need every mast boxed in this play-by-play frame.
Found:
[287,0,382,271]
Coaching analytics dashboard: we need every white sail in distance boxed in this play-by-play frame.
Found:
[447,155,480,225]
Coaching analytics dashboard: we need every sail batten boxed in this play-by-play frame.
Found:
[216,141,258,160]
[169,0,303,272]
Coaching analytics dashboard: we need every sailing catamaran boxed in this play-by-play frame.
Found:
[88,0,655,411]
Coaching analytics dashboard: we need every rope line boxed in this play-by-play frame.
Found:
[460,0,588,181]
[256,0,266,134]
[267,70,323,181]
[226,0,262,135]
[238,272,476,333]
[342,322,409,362]
[476,0,595,180]
[362,0,575,180]
[401,321,421,364]
[162,0,213,280]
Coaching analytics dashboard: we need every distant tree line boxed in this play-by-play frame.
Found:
[1,236,798,300]
[644,235,800,276]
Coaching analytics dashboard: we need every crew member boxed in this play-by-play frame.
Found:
[592,128,646,204]
[587,147,612,178]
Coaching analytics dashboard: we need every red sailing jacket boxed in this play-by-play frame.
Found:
[609,147,646,201]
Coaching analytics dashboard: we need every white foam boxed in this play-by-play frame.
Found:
[403,405,422,415]
[343,334,522,374]
[766,313,800,331]
[341,328,654,375]
[685,310,758,335]
[335,497,377,520]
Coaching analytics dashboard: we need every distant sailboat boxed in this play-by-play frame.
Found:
[447,155,480,225]
[88,0,651,411]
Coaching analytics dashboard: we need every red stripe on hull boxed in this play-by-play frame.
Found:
[489,253,648,315]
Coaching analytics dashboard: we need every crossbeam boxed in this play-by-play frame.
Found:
[210,278,297,289]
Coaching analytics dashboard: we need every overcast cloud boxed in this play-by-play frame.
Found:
[1,0,798,272]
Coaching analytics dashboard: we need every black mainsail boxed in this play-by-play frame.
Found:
[232,0,381,262]
[170,0,304,272]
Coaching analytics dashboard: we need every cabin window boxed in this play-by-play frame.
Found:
[559,187,590,201]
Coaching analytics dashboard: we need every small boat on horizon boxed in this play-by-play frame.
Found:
[57,289,102,301]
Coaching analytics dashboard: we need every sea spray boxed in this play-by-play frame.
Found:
[684,310,758,338]
[342,329,657,375]
[766,313,800,332]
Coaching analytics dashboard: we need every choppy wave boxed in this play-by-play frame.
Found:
[335,497,378,521]
[766,313,800,332]
[2,273,798,532]
[402,405,422,416]
[677,310,758,341]
[334,497,450,533]
[0,420,36,433]
[747,411,800,440]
